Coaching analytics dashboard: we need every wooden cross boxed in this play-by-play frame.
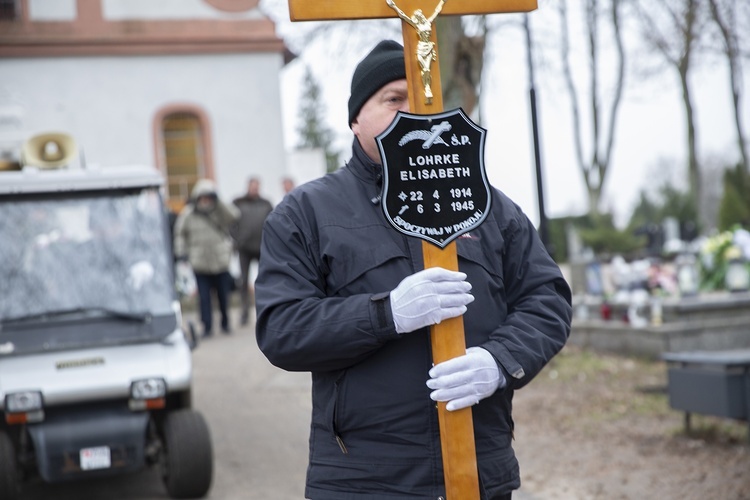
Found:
[288,1,537,498]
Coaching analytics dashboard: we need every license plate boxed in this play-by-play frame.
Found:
[80,446,111,470]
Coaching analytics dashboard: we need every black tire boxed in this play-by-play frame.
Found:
[161,409,213,499]
[0,431,20,500]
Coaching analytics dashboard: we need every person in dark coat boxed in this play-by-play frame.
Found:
[255,40,572,500]
[232,177,273,325]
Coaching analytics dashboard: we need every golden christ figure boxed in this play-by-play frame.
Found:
[386,0,446,104]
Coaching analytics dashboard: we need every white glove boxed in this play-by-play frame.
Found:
[390,267,474,334]
[426,347,506,411]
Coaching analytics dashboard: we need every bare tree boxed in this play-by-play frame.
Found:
[707,0,748,171]
[261,0,492,126]
[296,66,340,172]
[558,0,626,216]
[633,0,705,219]
[436,16,486,121]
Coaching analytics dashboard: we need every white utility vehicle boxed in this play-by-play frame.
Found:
[0,154,212,499]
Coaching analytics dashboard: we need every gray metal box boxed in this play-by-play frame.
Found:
[666,367,748,419]
[663,349,750,420]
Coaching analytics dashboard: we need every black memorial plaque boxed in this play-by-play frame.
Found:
[376,108,491,248]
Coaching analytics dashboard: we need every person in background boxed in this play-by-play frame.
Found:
[174,179,239,337]
[254,40,572,499]
[281,176,295,195]
[232,176,274,325]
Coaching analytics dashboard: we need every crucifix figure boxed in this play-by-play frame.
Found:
[386,0,445,103]
[270,2,572,500]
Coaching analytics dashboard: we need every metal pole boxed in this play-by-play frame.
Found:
[524,14,549,252]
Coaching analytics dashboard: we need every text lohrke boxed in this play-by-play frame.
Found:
[408,153,460,166]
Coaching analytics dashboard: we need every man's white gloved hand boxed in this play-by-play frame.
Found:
[426,347,506,411]
[390,267,474,334]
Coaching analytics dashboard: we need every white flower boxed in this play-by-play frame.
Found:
[733,228,750,260]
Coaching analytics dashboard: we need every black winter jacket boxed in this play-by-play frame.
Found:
[255,140,572,499]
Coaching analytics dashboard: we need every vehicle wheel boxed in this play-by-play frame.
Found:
[161,409,213,499]
[0,431,20,500]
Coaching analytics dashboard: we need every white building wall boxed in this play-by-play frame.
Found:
[286,148,327,197]
[28,0,264,21]
[102,0,264,21]
[28,0,77,20]
[0,52,288,202]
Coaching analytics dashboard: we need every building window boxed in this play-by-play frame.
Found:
[162,112,206,212]
[0,0,17,20]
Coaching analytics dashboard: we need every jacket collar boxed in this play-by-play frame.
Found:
[346,138,382,186]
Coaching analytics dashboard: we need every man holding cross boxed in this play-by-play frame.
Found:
[255,40,571,499]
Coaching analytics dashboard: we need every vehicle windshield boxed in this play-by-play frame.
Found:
[0,188,174,322]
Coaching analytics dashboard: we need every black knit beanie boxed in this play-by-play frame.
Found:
[348,40,406,126]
